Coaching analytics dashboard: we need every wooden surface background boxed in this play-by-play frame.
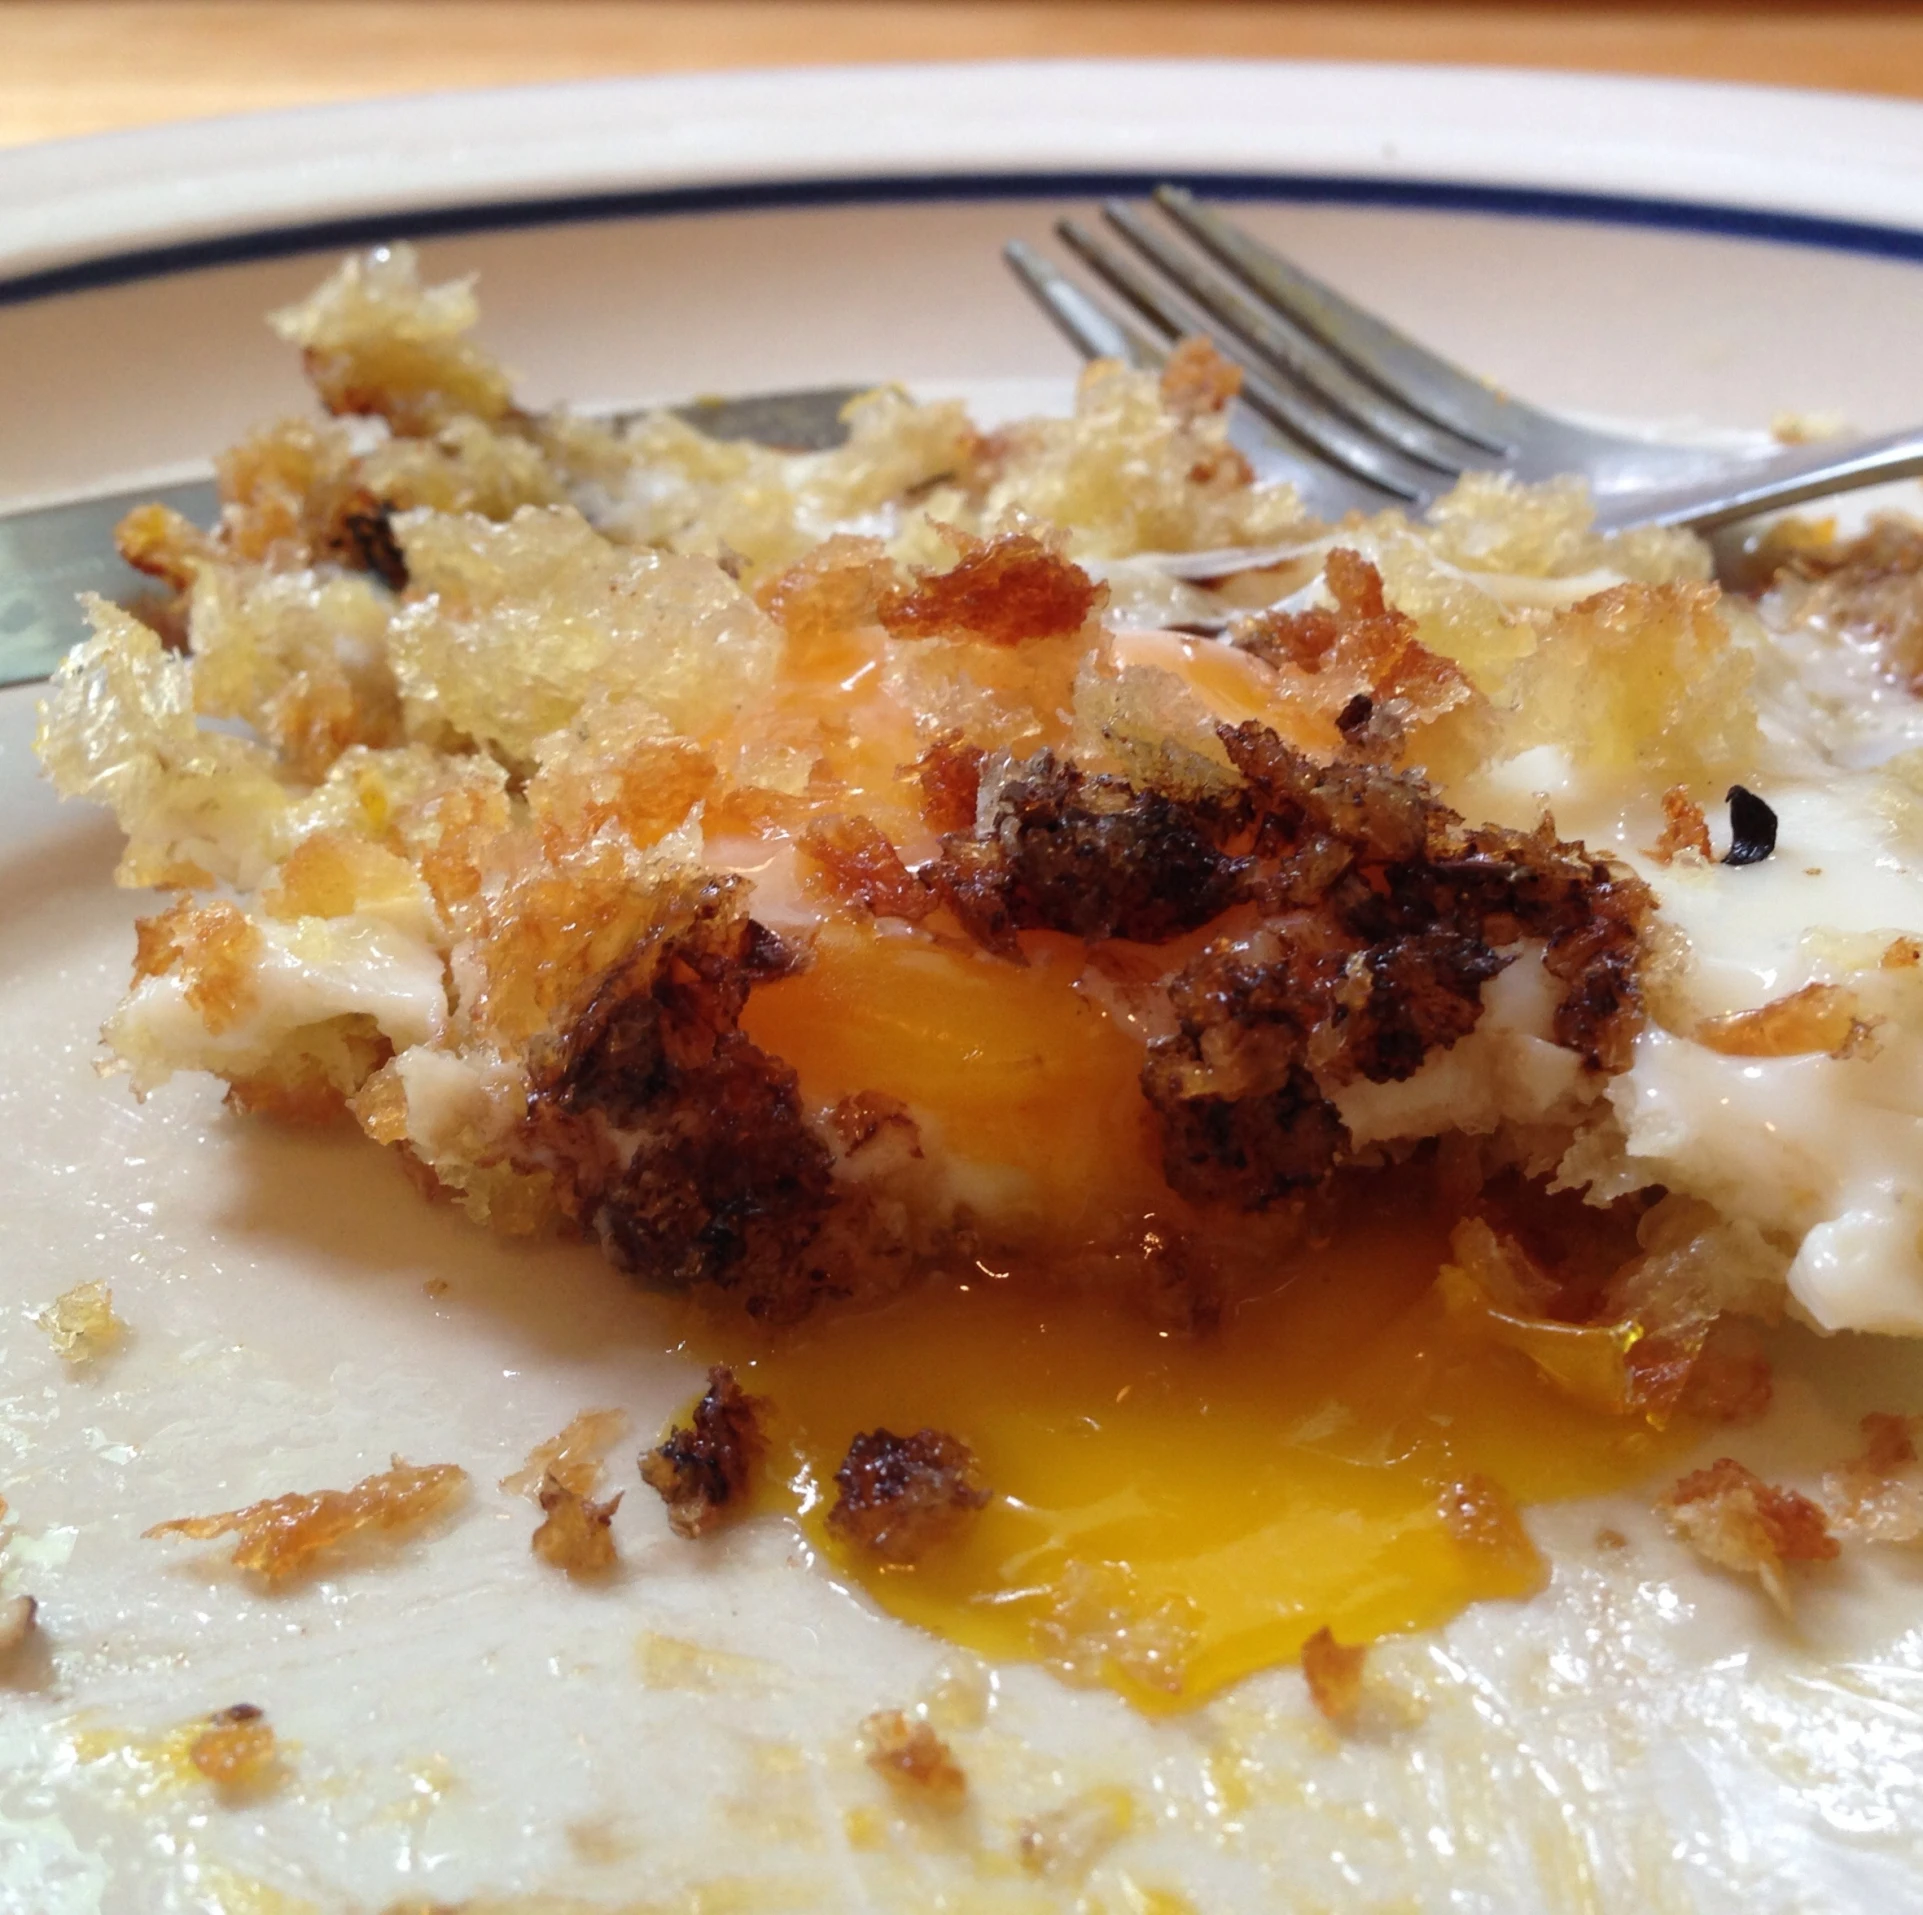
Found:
[5,2,1923,149]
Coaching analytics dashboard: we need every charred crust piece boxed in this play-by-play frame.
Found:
[537,884,836,1306]
[1137,722,1654,1205]
[828,1428,989,1564]
[878,530,1103,645]
[911,732,986,835]
[927,751,1247,951]
[334,494,409,591]
[1723,785,1778,867]
[640,1365,769,1540]
[800,814,934,922]
[1334,692,1375,740]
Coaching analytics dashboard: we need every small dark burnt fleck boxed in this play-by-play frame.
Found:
[337,497,409,592]
[828,1428,989,1563]
[1335,692,1375,739]
[1723,785,1779,867]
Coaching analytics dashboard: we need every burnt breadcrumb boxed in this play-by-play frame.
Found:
[640,1365,769,1539]
[532,884,836,1309]
[928,752,1247,954]
[828,1428,989,1563]
[1134,722,1652,1208]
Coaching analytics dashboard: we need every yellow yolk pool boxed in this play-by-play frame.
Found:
[686,1199,1684,1712]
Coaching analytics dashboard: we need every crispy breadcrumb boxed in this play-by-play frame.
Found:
[36,1280,126,1363]
[879,529,1104,645]
[531,1474,622,1576]
[501,1408,631,1499]
[188,1704,281,1791]
[145,1457,466,1581]
[1659,1456,1838,1612]
[1158,336,1243,423]
[1300,1625,1368,1725]
[1648,785,1713,864]
[1031,1559,1199,1696]
[640,1366,768,1539]
[1824,1412,1923,1543]
[827,1428,989,1564]
[860,1709,967,1805]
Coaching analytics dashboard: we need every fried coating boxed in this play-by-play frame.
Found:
[827,1428,989,1564]
[860,1709,967,1805]
[910,732,986,835]
[879,529,1104,645]
[145,1457,466,1581]
[640,1366,769,1540]
[1300,1625,1367,1725]
[531,1474,622,1576]
[188,1704,280,1791]
[1659,1456,1837,1612]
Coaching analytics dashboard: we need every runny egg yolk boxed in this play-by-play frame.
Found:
[711,923,1689,1714]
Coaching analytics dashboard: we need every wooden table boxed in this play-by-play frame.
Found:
[5,2,1923,149]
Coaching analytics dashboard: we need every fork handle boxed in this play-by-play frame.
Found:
[1592,427,1923,535]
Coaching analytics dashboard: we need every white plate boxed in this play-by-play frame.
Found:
[7,62,1923,1914]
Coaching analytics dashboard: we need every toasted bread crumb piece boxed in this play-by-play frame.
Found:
[531,1473,622,1577]
[130,899,261,1032]
[860,1708,967,1806]
[188,1704,281,1791]
[37,1280,126,1363]
[501,1407,631,1499]
[0,1594,37,1662]
[1694,981,1870,1059]
[145,1457,466,1581]
[799,814,934,921]
[640,1366,768,1539]
[1159,336,1243,422]
[1439,1475,1548,1595]
[1824,1411,1923,1543]
[1019,1785,1136,1883]
[1659,1456,1838,1612]
[880,529,1104,645]
[1300,1625,1367,1725]
[911,732,986,835]
[1648,785,1714,864]
[828,1428,989,1564]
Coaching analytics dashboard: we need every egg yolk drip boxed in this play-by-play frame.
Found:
[718,921,1687,1713]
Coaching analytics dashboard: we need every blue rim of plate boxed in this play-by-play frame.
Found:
[7,166,1923,307]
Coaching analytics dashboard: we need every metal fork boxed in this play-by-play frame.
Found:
[1007,185,1923,536]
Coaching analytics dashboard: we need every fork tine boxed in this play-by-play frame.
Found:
[1099,200,1487,479]
[1154,186,1538,455]
[1003,240,1165,371]
[1056,217,1431,504]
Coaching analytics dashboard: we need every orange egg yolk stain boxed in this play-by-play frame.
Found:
[713,920,1690,1712]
